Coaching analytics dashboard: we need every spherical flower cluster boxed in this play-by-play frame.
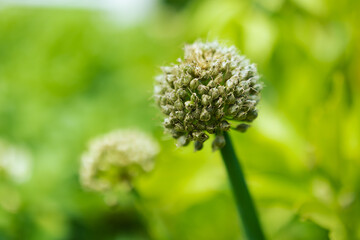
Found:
[0,139,32,184]
[80,129,159,192]
[154,41,262,151]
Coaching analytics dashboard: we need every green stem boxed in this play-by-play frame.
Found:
[220,132,266,240]
[131,188,172,240]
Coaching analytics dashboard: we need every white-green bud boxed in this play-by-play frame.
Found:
[201,94,211,106]
[175,110,185,120]
[190,78,199,90]
[163,118,173,128]
[190,93,199,103]
[155,41,262,150]
[185,101,195,111]
[226,93,236,104]
[197,84,209,95]
[177,88,188,99]
[177,135,191,147]
[217,86,226,96]
[200,108,211,121]
[207,80,216,88]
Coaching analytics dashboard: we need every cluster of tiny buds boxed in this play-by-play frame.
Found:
[154,41,262,151]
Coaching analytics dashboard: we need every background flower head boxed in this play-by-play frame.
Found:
[80,129,159,192]
[0,139,32,184]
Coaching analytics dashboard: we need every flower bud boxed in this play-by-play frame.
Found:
[212,135,226,151]
[197,84,208,94]
[214,74,223,84]
[245,110,258,122]
[215,109,225,119]
[235,112,247,121]
[190,78,199,90]
[209,88,220,99]
[226,93,236,104]
[215,97,224,108]
[168,91,177,102]
[166,74,176,83]
[185,101,195,111]
[226,78,236,89]
[220,120,230,131]
[177,88,188,99]
[175,111,185,120]
[191,108,201,119]
[207,80,216,88]
[201,94,211,106]
[192,132,209,142]
[177,135,191,147]
[206,124,216,134]
[183,74,192,86]
[174,99,184,110]
[190,93,199,103]
[173,80,182,89]
[161,105,173,115]
[200,108,211,121]
[217,86,226,96]
[228,104,240,116]
[235,123,250,132]
[163,118,173,128]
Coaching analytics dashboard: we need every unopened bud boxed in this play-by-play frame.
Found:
[245,110,258,122]
[185,101,195,111]
[192,132,209,142]
[212,135,226,151]
[201,95,211,106]
[200,108,211,121]
[220,120,230,131]
[197,85,208,94]
[235,123,250,132]
[177,135,191,147]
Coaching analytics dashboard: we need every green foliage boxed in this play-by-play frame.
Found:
[0,0,359,239]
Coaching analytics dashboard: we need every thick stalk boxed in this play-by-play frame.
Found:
[131,188,171,240]
[220,132,265,240]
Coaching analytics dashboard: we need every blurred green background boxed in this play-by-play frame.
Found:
[0,0,359,239]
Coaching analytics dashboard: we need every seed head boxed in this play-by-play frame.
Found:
[80,129,159,192]
[154,41,262,151]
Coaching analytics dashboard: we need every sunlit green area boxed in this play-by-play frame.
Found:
[0,0,360,239]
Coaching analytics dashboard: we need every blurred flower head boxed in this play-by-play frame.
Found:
[154,41,262,151]
[0,139,32,184]
[80,129,159,192]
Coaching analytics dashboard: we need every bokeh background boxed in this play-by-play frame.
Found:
[0,0,359,239]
